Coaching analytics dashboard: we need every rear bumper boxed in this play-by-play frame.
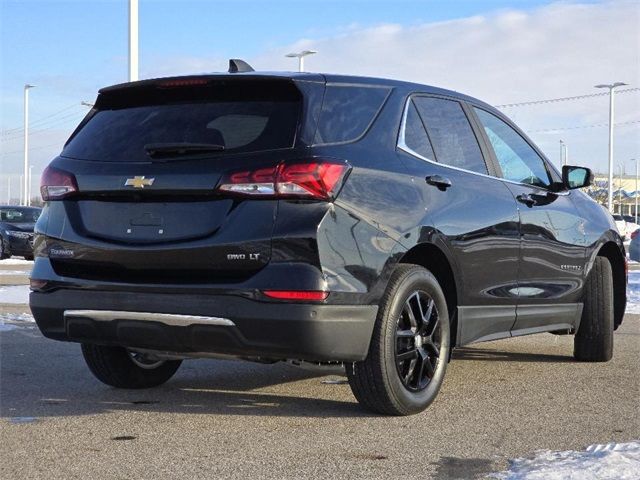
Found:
[30,288,378,362]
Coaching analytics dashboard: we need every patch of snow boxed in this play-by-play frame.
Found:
[626,271,640,314]
[0,312,35,333]
[491,441,640,480]
[0,270,29,276]
[0,258,33,265]
[0,285,30,304]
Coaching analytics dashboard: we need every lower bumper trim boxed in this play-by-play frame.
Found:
[64,310,235,327]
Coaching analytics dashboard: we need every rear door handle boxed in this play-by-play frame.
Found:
[516,193,536,207]
[426,175,452,191]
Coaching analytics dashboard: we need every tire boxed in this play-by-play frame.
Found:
[574,256,614,362]
[81,344,182,388]
[346,264,450,415]
[0,237,10,260]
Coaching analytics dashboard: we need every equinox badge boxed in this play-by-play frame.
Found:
[125,176,155,188]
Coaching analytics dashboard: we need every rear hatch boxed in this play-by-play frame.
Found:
[44,76,316,283]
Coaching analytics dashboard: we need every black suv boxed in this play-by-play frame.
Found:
[1,206,41,260]
[30,63,626,415]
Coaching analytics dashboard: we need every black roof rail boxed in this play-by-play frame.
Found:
[228,59,255,73]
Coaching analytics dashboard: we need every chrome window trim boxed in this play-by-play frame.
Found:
[396,95,571,196]
[64,310,235,327]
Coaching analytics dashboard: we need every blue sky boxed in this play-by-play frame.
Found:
[1,0,637,202]
[0,0,569,127]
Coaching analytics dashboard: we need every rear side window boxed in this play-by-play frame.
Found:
[62,82,301,162]
[313,85,390,145]
[413,97,488,175]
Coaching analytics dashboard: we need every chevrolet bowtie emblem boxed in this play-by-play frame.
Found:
[124,176,155,188]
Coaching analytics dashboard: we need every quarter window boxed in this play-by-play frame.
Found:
[402,100,436,160]
[413,97,488,175]
[474,108,551,188]
[313,85,391,144]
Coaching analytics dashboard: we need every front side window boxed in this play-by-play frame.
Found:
[413,97,488,175]
[0,207,41,223]
[474,108,551,188]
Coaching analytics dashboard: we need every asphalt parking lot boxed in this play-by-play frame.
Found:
[1,260,639,479]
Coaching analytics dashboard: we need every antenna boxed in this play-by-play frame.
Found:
[228,59,255,73]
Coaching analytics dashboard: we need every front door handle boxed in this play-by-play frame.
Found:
[426,175,452,191]
[516,193,536,207]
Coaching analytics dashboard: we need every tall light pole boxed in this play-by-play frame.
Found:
[618,163,624,215]
[559,140,568,167]
[632,158,638,224]
[285,50,317,72]
[23,84,36,206]
[129,0,139,81]
[595,82,628,212]
[28,165,34,206]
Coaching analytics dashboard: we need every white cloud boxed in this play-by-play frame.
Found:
[249,0,640,172]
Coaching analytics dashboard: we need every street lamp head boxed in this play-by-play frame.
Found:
[285,50,317,58]
[595,82,629,90]
[24,84,36,90]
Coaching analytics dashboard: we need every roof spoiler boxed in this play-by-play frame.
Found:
[228,59,255,73]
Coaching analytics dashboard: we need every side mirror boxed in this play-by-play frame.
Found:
[562,165,593,190]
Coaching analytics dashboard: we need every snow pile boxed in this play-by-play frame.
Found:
[0,285,30,304]
[492,441,640,480]
[0,312,35,332]
[0,257,33,265]
[0,270,29,276]
[0,322,17,332]
[626,271,640,314]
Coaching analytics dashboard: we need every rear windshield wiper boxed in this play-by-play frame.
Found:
[144,143,225,159]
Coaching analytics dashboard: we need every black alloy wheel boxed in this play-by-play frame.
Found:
[395,291,442,391]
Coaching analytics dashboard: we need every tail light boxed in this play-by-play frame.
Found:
[40,166,78,201]
[217,161,350,200]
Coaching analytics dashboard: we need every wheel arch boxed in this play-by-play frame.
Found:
[595,241,627,330]
[398,242,460,346]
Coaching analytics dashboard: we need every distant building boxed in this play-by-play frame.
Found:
[588,173,639,216]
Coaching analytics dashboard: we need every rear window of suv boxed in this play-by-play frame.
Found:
[62,80,301,162]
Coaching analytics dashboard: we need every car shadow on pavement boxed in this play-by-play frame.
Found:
[1,354,373,420]
[452,347,573,363]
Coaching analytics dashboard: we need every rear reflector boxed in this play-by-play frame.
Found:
[263,290,329,301]
[29,279,48,291]
[40,165,78,201]
[218,161,349,200]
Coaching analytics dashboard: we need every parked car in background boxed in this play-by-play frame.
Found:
[612,214,629,239]
[629,229,640,262]
[0,206,42,260]
[30,65,627,415]
[622,215,640,237]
